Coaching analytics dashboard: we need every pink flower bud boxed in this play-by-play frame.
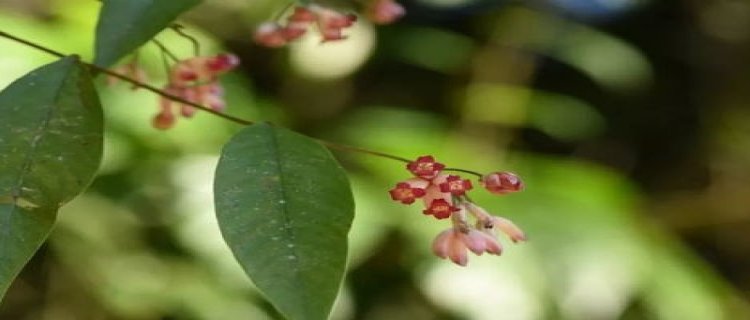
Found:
[204,94,226,111]
[288,6,317,23]
[324,13,356,29]
[153,112,175,130]
[282,23,309,40]
[206,54,240,73]
[180,105,197,118]
[312,6,357,42]
[254,23,288,48]
[319,27,347,42]
[448,234,469,266]
[488,216,527,243]
[432,227,501,266]
[367,0,405,25]
[466,202,526,243]
[481,172,523,194]
[461,229,503,255]
[432,228,454,259]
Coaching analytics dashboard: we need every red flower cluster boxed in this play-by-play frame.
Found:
[254,0,405,48]
[155,54,240,129]
[388,155,526,266]
[254,5,357,47]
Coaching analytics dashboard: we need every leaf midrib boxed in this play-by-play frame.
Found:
[267,128,307,302]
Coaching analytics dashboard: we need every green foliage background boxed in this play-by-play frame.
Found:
[2,0,750,319]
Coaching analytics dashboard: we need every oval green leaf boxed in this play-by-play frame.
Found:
[0,57,103,300]
[94,0,202,67]
[214,123,354,320]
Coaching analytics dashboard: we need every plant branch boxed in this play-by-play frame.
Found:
[0,30,252,125]
[0,30,430,166]
[444,168,483,178]
[318,140,411,163]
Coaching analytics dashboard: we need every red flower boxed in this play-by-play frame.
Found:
[406,155,445,179]
[423,199,459,219]
[439,175,473,196]
[389,182,426,204]
[481,172,523,194]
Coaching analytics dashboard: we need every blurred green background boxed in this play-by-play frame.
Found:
[2,0,750,319]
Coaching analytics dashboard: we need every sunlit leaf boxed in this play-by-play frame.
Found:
[214,123,354,320]
[94,0,201,67]
[0,57,103,300]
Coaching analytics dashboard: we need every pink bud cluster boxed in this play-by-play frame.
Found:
[254,5,357,47]
[155,54,240,129]
[388,156,526,266]
[254,0,405,47]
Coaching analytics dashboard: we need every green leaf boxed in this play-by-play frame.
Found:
[0,57,103,300]
[94,0,202,67]
[214,123,354,320]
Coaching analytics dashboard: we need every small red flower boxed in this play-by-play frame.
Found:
[439,175,473,196]
[406,156,445,179]
[389,182,426,204]
[481,172,523,194]
[423,199,459,219]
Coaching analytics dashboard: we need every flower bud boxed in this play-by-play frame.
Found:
[366,0,405,25]
[152,112,175,130]
[206,54,240,73]
[254,23,288,48]
[481,172,523,194]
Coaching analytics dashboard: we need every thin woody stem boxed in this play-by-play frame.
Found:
[317,140,411,163]
[151,39,180,62]
[271,2,296,22]
[0,30,252,125]
[0,30,478,167]
[170,24,201,56]
[444,168,483,178]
